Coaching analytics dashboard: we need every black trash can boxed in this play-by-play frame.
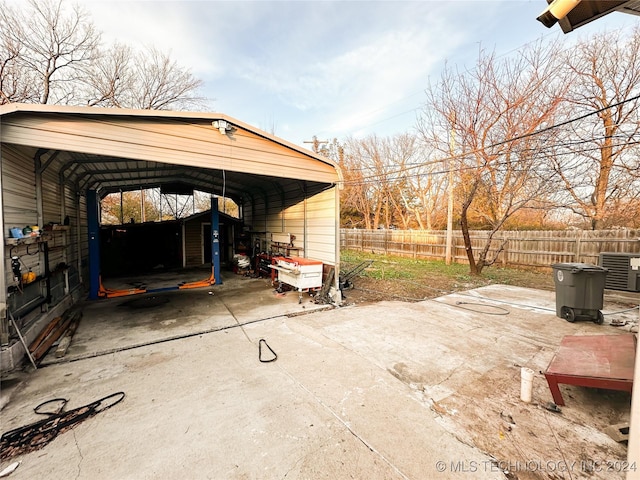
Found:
[552,263,608,324]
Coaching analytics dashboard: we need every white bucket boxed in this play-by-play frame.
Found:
[520,367,534,403]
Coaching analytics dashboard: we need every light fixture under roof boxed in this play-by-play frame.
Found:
[212,120,232,135]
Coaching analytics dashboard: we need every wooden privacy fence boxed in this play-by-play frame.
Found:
[340,229,640,270]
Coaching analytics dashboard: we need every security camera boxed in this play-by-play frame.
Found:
[537,0,582,28]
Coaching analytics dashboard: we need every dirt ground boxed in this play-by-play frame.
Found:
[340,271,554,305]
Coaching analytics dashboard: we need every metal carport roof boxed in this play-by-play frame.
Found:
[0,103,342,203]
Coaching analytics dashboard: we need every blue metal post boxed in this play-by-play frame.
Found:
[211,198,222,285]
[87,190,101,299]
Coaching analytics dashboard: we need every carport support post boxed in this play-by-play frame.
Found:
[211,198,222,285]
[87,190,101,299]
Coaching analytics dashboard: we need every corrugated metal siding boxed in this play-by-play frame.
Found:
[63,183,78,265]
[41,167,66,272]
[2,144,85,309]
[184,219,205,266]
[265,188,285,237]
[41,167,61,224]
[78,194,89,284]
[274,182,306,255]
[302,187,337,264]
[258,183,337,266]
[2,115,338,183]
[245,196,266,234]
[2,144,37,228]
[2,145,40,288]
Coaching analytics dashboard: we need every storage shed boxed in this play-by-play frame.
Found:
[0,103,342,370]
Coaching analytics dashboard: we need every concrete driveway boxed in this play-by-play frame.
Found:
[0,277,636,480]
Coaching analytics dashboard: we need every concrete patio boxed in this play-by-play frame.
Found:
[0,275,636,479]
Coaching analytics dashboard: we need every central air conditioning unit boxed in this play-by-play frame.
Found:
[598,252,640,292]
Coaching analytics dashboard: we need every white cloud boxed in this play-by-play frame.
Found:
[227,12,467,137]
[15,0,638,145]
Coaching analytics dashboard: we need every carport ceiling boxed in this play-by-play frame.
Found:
[51,150,321,203]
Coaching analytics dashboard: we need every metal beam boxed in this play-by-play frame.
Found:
[211,198,222,285]
[87,190,101,300]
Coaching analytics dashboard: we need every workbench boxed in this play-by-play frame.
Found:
[544,334,636,406]
[269,256,323,303]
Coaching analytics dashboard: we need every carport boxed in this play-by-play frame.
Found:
[0,103,342,371]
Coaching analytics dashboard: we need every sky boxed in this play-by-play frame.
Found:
[29,1,640,147]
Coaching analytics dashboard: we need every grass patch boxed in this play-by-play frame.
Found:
[340,249,554,292]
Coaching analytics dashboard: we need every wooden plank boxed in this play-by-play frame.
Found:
[32,316,73,362]
[54,311,82,358]
[28,316,63,353]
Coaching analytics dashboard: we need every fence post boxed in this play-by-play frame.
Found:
[339,228,639,268]
[502,233,508,267]
[575,230,582,263]
[385,229,389,255]
[413,231,417,259]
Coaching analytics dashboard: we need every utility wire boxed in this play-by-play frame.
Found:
[341,137,640,187]
[338,93,640,186]
[343,131,639,174]
[492,93,640,148]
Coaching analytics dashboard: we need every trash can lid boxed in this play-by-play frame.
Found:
[551,262,608,272]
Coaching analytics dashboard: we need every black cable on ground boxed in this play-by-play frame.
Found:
[258,339,277,363]
[37,304,333,368]
[1,392,125,460]
[602,305,640,316]
[453,301,510,315]
[455,291,557,313]
[39,314,289,367]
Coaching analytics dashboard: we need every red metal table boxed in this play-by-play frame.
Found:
[544,334,636,406]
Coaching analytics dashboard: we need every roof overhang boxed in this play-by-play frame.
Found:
[537,0,640,33]
[0,103,343,202]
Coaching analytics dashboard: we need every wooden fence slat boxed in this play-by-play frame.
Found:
[340,229,640,269]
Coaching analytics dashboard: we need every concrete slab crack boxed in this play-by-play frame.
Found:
[276,365,412,480]
[72,430,83,480]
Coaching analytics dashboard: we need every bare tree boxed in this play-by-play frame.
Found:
[82,43,134,108]
[193,191,239,218]
[1,0,209,110]
[131,46,204,111]
[0,22,40,103]
[551,27,640,229]
[0,0,100,104]
[340,133,447,230]
[341,136,386,229]
[81,44,207,110]
[418,41,564,274]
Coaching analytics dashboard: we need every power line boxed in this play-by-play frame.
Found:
[343,131,638,174]
[492,93,640,148]
[339,94,640,186]
[341,137,640,187]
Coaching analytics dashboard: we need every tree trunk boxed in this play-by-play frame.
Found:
[591,112,616,230]
[459,199,478,275]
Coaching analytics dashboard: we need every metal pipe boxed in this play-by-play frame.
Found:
[8,311,37,370]
[0,153,7,344]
